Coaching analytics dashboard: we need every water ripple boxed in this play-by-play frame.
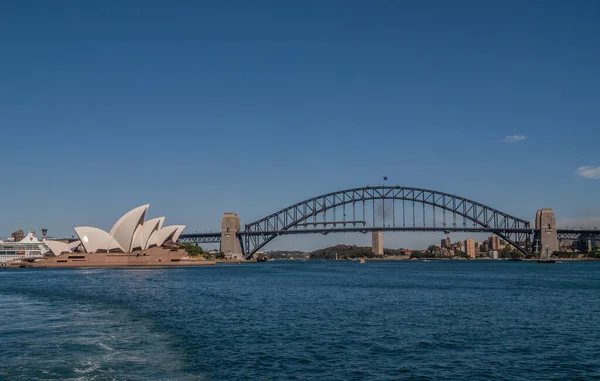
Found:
[1,261,600,380]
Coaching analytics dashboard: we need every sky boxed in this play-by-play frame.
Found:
[1,0,599,250]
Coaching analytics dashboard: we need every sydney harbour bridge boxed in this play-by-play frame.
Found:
[178,185,599,259]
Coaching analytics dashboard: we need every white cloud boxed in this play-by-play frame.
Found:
[502,135,527,143]
[576,166,600,180]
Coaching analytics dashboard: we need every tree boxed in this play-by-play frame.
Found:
[454,250,467,258]
[499,245,513,259]
[309,244,376,259]
[182,243,205,257]
[410,250,423,259]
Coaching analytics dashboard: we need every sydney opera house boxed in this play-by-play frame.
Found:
[38,205,213,268]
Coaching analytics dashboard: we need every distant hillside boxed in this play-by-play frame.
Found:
[265,250,308,259]
[309,244,407,259]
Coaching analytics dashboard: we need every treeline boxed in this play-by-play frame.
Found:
[181,243,224,260]
[266,251,308,259]
[309,245,382,259]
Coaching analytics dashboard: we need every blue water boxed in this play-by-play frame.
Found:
[1,261,600,380]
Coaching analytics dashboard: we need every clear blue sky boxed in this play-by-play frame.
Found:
[1,0,599,250]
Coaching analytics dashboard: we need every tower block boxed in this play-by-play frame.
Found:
[221,213,244,260]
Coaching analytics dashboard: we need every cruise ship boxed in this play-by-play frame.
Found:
[0,232,51,263]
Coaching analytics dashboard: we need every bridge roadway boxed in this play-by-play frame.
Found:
[178,228,600,243]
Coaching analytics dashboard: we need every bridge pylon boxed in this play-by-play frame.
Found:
[372,231,383,256]
[533,209,559,255]
[221,213,244,260]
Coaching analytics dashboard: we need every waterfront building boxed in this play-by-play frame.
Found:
[489,236,501,251]
[441,237,451,248]
[465,238,476,258]
[45,205,185,255]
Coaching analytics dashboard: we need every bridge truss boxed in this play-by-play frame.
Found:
[241,186,531,258]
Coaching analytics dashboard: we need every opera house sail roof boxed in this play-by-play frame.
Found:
[44,205,185,255]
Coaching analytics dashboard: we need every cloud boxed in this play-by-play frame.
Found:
[576,166,600,180]
[502,135,527,143]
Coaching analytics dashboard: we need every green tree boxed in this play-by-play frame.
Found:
[454,250,467,258]
[182,243,205,257]
[410,250,423,259]
[499,245,513,259]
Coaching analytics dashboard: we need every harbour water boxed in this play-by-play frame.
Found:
[1,260,600,380]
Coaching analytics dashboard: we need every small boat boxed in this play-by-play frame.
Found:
[359,258,366,264]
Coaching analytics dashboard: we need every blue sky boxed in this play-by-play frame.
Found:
[1,1,599,250]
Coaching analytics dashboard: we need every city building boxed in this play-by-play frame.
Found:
[465,238,476,258]
[372,231,383,255]
[11,229,24,242]
[441,237,451,248]
[489,236,501,251]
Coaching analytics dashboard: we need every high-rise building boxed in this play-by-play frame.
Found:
[489,236,501,251]
[465,238,476,258]
[372,231,384,256]
[11,229,25,242]
[441,237,451,248]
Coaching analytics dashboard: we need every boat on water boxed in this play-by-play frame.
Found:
[0,232,51,263]
[359,258,366,264]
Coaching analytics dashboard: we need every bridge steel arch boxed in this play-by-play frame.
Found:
[243,186,531,258]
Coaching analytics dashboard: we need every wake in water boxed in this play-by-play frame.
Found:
[0,292,200,381]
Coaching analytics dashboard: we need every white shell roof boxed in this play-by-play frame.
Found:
[109,205,149,252]
[73,206,184,253]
